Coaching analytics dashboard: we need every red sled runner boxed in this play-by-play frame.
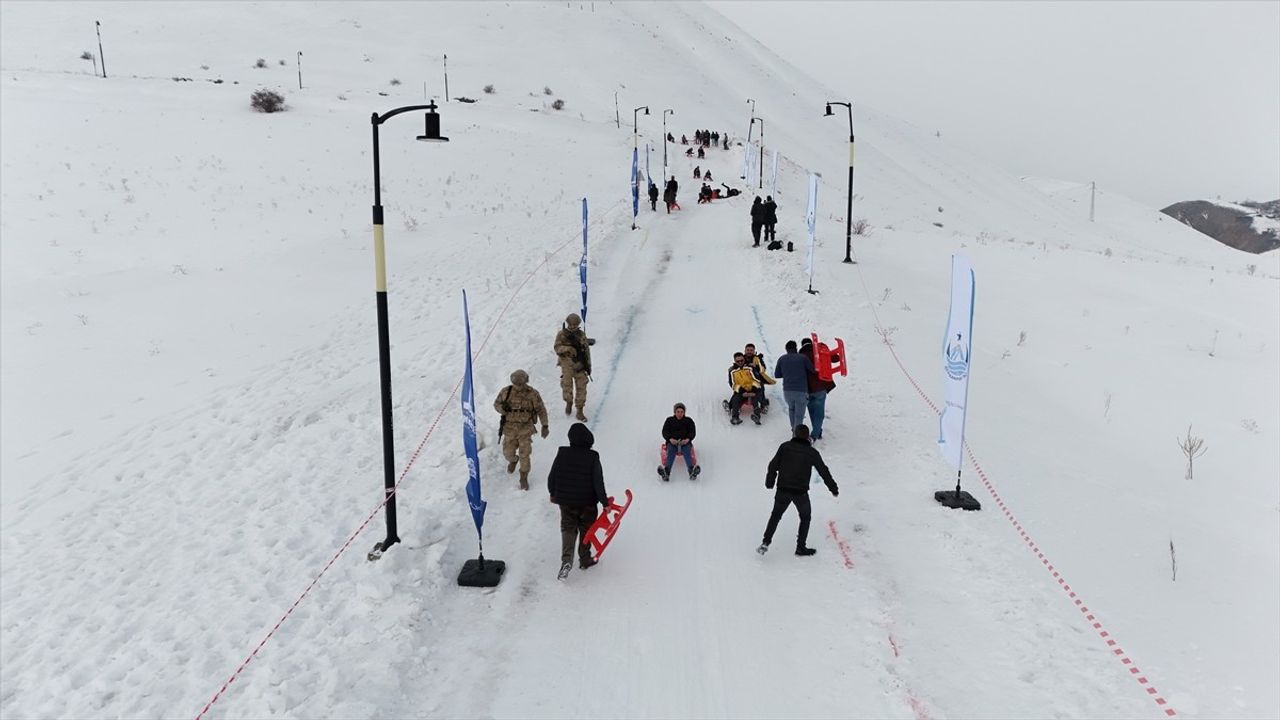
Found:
[583,488,634,562]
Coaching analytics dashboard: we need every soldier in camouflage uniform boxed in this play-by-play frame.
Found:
[554,313,592,422]
[494,369,550,490]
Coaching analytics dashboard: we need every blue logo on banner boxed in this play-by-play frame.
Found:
[945,332,969,381]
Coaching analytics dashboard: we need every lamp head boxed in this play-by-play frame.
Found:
[416,101,449,143]
[643,106,650,115]
[825,103,834,116]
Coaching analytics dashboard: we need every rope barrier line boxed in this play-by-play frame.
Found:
[194,200,626,720]
[847,255,1177,717]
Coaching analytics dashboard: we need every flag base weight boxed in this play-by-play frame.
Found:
[934,489,981,511]
[457,556,507,587]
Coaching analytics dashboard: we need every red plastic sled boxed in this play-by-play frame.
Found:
[659,442,699,467]
[583,488,633,562]
[810,333,848,382]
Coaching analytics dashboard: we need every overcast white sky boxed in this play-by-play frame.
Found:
[709,1,1280,208]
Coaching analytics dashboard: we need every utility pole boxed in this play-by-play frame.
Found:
[297,51,303,89]
[1089,181,1096,222]
[443,54,449,102]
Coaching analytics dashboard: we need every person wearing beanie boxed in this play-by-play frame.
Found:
[659,402,700,481]
[758,424,838,557]
[547,422,610,578]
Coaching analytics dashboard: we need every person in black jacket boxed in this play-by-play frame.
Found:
[648,181,659,211]
[749,196,764,247]
[758,424,838,556]
[664,176,680,213]
[548,423,609,575]
[762,195,779,244]
[658,402,700,481]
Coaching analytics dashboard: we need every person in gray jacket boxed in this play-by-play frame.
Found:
[773,340,816,430]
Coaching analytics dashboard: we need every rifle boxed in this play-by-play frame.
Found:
[566,331,592,377]
[497,386,513,439]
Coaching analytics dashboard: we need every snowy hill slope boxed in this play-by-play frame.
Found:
[2,2,1277,719]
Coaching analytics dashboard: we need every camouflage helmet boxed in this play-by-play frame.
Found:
[510,369,529,386]
[565,313,582,328]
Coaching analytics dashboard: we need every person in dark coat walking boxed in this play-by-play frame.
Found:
[547,422,609,576]
[762,195,778,244]
[664,176,679,213]
[759,424,838,556]
[658,402,700,481]
[648,181,659,211]
[749,196,764,247]
[800,337,838,440]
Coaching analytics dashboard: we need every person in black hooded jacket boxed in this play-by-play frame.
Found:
[758,424,838,556]
[548,422,609,573]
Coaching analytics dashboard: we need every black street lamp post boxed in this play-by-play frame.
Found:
[742,98,756,179]
[632,105,649,148]
[366,102,449,561]
[95,21,106,78]
[825,101,856,264]
[751,117,765,189]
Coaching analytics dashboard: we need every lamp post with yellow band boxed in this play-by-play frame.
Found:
[367,102,448,562]
[825,101,856,264]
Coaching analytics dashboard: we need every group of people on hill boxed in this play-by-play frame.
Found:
[490,309,843,578]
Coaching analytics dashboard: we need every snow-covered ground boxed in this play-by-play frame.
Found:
[2,3,1277,719]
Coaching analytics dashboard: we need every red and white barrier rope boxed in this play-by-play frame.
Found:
[194,200,625,719]
[849,254,1176,717]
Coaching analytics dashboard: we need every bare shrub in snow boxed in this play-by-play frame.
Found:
[389,78,401,86]
[76,314,89,326]
[1104,247,1113,257]
[1246,263,1257,276]
[254,58,268,69]
[278,59,287,66]
[483,83,495,94]
[852,218,872,236]
[544,86,554,95]
[1177,425,1207,480]
[250,89,286,113]
[201,64,210,70]
[551,98,565,110]
[1017,330,1027,347]
[404,216,419,232]
[456,96,477,103]
[1241,418,1259,433]
[80,51,94,61]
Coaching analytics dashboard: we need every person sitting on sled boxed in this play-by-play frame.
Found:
[693,165,701,179]
[686,147,694,157]
[704,170,713,183]
[697,145,706,159]
[658,402,700,481]
[727,352,766,424]
[743,343,776,409]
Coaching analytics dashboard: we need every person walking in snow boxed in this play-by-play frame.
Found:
[658,402,700,481]
[554,313,592,422]
[697,145,705,160]
[548,422,610,577]
[664,176,679,213]
[758,424,838,557]
[762,195,778,244]
[800,337,837,441]
[693,166,701,180]
[494,369,551,490]
[648,181,659,211]
[750,196,765,247]
[773,339,815,430]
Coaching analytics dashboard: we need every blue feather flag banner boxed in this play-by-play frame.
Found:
[461,290,486,535]
[580,198,588,324]
[631,147,639,222]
